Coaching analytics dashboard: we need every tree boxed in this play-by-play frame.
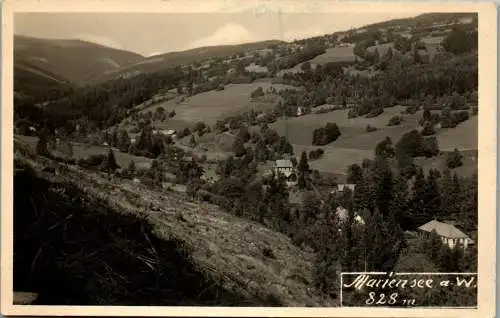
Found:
[297,151,310,189]
[254,138,269,162]
[232,137,246,157]
[390,175,410,227]
[446,149,463,169]
[423,169,442,218]
[375,137,395,159]
[297,151,310,174]
[371,155,394,217]
[347,164,363,184]
[101,148,120,175]
[61,140,73,158]
[237,127,251,142]
[118,129,131,152]
[36,130,50,156]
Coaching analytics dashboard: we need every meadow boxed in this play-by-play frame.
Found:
[309,46,357,64]
[268,106,478,176]
[137,82,298,129]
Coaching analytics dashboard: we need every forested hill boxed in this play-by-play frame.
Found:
[87,40,284,84]
[14,35,144,85]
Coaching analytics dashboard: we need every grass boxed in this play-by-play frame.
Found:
[267,106,477,176]
[134,82,298,128]
[309,47,357,64]
[436,116,478,151]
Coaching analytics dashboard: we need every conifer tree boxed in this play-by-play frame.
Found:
[423,169,442,218]
[297,151,310,189]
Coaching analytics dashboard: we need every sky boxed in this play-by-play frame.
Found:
[14,12,420,57]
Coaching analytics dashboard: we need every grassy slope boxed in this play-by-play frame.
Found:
[269,106,477,176]
[119,82,299,131]
[14,148,333,306]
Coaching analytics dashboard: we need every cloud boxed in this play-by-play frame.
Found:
[75,33,125,50]
[184,23,259,50]
[283,27,326,42]
[146,51,164,57]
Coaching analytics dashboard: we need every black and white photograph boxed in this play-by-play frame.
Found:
[2,0,496,317]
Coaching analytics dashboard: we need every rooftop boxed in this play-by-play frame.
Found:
[275,159,293,168]
[418,220,472,240]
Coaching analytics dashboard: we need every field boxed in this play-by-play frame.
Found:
[267,106,478,176]
[436,116,478,151]
[310,47,357,64]
[129,82,298,131]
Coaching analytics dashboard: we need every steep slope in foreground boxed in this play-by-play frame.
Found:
[14,154,333,306]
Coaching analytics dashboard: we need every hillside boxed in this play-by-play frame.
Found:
[14,146,333,306]
[88,40,284,84]
[14,35,144,85]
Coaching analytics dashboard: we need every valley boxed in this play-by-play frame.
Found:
[13,11,479,307]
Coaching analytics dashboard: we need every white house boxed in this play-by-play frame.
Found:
[418,220,474,249]
[273,159,295,178]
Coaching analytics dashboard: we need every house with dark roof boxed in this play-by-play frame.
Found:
[418,220,474,249]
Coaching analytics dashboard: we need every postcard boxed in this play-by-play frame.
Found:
[1,0,496,317]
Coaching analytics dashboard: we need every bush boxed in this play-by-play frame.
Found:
[250,87,265,99]
[421,122,436,136]
[312,123,341,146]
[177,127,191,139]
[366,125,378,132]
[347,108,359,119]
[387,115,402,126]
[77,154,107,168]
[365,107,384,118]
[309,148,325,160]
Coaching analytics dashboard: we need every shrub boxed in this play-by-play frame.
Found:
[347,108,359,119]
[312,123,341,146]
[250,87,265,99]
[421,122,436,136]
[309,148,325,160]
[387,115,402,126]
[365,107,384,118]
[77,154,107,168]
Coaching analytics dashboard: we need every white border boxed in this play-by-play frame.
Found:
[1,1,497,317]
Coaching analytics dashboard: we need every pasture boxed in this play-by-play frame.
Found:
[436,116,478,151]
[266,106,477,175]
[134,82,298,129]
[310,47,357,64]
[415,149,478,177]
[271,106,422,147]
